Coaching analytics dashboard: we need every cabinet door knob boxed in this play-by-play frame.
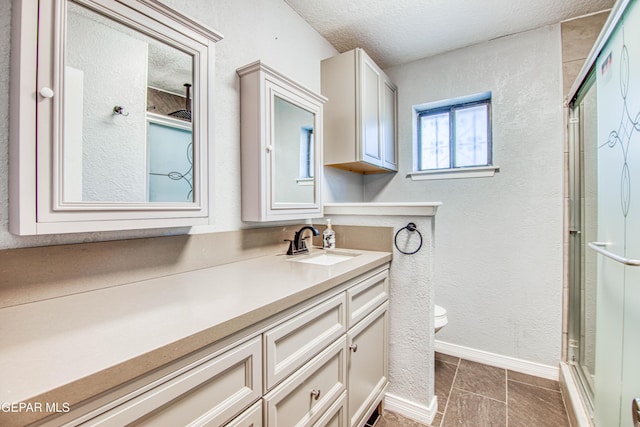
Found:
[39,87,54,98]
[266,145,273,153]
[349,343,358,352]
[310,389,321,400]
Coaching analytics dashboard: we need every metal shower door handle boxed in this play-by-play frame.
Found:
[587,242,640,266]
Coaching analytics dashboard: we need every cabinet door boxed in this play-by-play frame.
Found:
[347,302,389,427]
[381,78,398,171]
[237,61,326,222]
[359,54,382,167]
[10,0,221,235]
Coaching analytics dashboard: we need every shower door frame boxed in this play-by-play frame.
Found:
[567,70,597,417]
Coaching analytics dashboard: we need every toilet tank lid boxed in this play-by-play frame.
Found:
[435,305,447,317]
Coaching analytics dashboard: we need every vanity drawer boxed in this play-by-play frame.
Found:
[224,400,262,427]
[313,391,347,427]
[76,336,262,427]
[346,270,389,328]
[264,293,346,390]
[263,336,347,427]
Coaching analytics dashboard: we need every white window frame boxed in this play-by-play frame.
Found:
[296,126,314,186]
[408,91,499,181]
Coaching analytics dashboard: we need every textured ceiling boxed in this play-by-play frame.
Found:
[284,0,615,68]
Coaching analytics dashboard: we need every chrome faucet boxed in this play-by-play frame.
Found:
[286,225,320,255]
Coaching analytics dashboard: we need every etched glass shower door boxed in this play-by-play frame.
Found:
[147,116,194,202]
[593,2,640,425]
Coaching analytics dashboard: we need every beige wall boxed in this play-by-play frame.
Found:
[0,224,392,308]
[561,12,610,96]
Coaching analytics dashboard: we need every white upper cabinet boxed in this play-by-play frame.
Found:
[237,61,326,222]
[9,0,222,235]
[321,48,398,174]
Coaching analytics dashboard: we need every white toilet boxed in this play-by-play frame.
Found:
[434,304,448,333]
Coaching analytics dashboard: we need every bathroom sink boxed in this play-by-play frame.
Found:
[290,251,359,266]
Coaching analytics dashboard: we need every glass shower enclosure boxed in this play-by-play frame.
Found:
[567,0,640,425]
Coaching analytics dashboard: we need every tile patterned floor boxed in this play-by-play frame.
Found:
[376,352,571,427]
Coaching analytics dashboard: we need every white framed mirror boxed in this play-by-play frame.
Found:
[237,61,326,222]
[9,0,223,235]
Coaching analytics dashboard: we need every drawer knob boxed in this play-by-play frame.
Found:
[310,389,321,400]
[349,343,358,352]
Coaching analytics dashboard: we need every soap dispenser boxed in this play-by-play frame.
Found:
[323,219,336,249]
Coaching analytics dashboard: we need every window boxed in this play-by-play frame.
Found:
[411,92,498,180]
[298,127,314,184]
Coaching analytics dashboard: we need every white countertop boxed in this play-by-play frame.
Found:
[0,247,391,421]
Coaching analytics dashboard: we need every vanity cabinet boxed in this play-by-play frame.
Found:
[9,0,222,235]
[262,268,388,427]
[321,48,398,174]
[34,266,389,427]
[237,61,327,222]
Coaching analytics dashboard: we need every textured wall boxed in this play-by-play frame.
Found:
[327,213,436,411]
[372,25,565,367]
[0,1,12,247]
[323,166,365,202]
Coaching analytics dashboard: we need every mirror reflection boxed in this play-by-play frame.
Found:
[63,1,194,203]
[273,96,315,205]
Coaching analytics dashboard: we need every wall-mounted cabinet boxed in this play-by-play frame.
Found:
[9,0,223,235]
[237,61,326,222]
[321,48,398,174]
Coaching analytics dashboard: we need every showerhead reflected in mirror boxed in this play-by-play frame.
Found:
[63,0,195,203]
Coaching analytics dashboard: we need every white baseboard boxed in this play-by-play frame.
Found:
[384,393,438,425]
[435,340,559,380]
